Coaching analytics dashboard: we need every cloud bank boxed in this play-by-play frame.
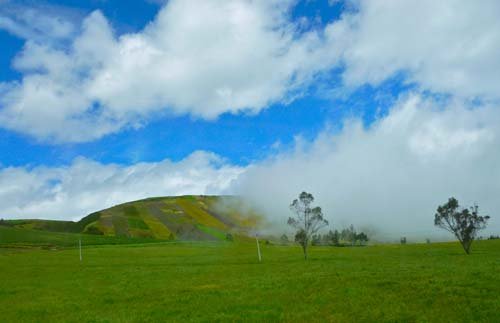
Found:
[234,94,500,239]
[1,95,499,240]
[0,152,242,221]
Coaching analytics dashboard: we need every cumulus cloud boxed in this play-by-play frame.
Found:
[234,94,500,240]
[2,0,499,142]
[0,151,243,221]
[333,0,500,100]
[0,0,337,142]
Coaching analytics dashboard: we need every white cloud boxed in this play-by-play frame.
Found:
[1,95,499,240]
[0,0,337,142]
[2,0,499,142]
[332,0,500,100]
[0,2,78,41]
[1,0,499,241]
[233,94,500,240]
[0,151,243,221]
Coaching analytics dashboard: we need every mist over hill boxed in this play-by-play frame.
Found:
[0,195,262,243]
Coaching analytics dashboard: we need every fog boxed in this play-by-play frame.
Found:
[1,94,499,242]
[232,94,500,241]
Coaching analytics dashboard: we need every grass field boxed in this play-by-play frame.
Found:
[0,226,159,248]
[1,240,499,322]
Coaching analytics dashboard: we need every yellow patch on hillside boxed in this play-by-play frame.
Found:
[137,205,172,239]
[204,198,261,229]
[177,199,227,230]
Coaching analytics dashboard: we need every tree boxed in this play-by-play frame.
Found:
[323,230,339,246]
[311,234,322,246]
[288,192,328,260]
[356,232,369,245]
[323,231,332,245]
[225,233,234,242]
[348,225,356,246]
[280,234,289,244]
[332,230,340,246]
[434,197,490,254]
[341,225,356,246]
[400,237,407,245]
[340,228,348,242]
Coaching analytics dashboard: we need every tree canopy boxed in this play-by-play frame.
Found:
[288,192,328,259]
[434,197,490,254]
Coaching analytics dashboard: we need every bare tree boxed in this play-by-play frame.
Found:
[288,192,328,260]
[434,197,490,254]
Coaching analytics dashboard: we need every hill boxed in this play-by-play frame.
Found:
[0,195,261,246]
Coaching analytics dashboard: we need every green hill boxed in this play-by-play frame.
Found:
[0,195,261,247]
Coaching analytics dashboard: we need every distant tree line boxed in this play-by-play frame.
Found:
[0,219,13,227]
[282,224,369,248]
[311,225,369,247]
[476,235,499,240]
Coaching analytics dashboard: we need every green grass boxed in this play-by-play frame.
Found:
[1,239,499,322]
[127,217,149,230]
[196,223,227,240]
[0,226,158,248]
[123,205,140,217]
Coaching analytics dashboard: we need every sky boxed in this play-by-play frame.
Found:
[1,0,499,240]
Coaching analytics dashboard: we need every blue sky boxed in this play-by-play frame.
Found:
[0,0,351,167]
[0,0,499,237]
[0,80,405,167]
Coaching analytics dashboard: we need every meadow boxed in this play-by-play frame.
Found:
[1,239,499,322]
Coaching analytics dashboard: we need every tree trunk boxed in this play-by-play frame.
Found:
[303,244,308,260]
[460,239,471,254]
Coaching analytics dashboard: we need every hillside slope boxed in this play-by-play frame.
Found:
[0,195,261,243]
